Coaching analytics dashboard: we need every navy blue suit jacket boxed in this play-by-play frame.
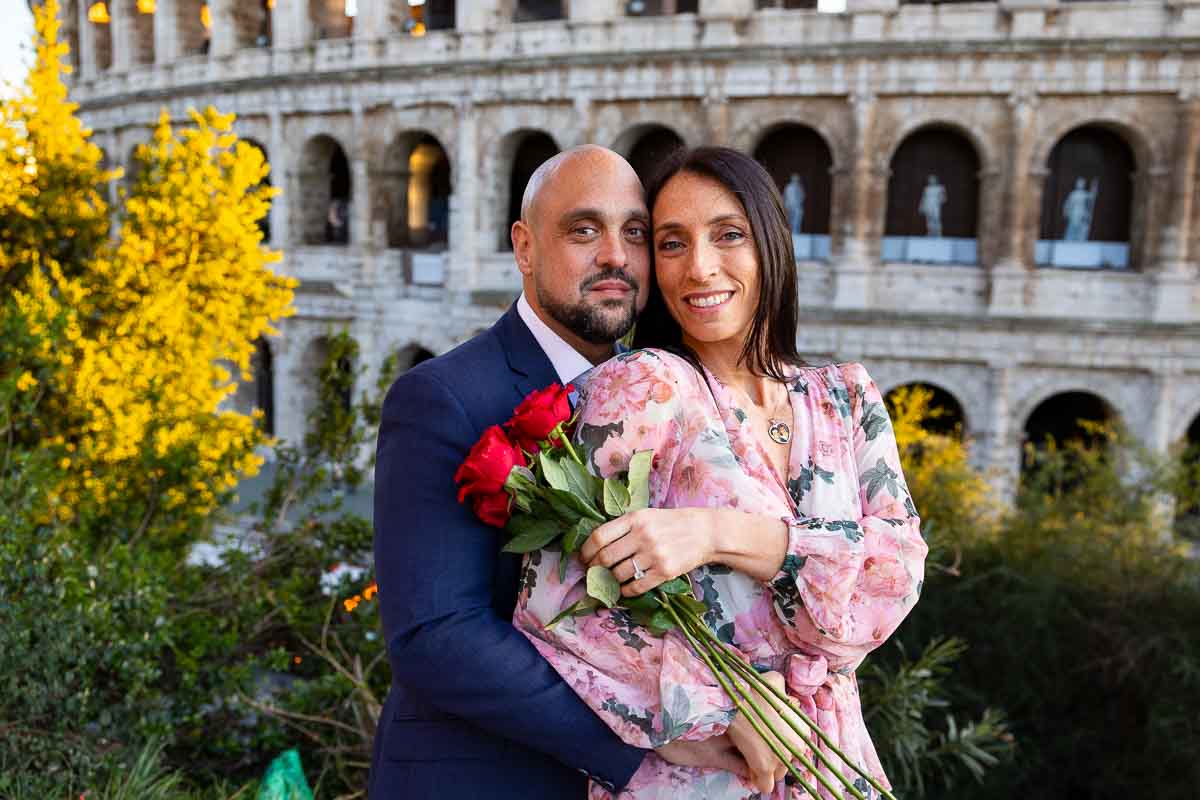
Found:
[369,305,645,798]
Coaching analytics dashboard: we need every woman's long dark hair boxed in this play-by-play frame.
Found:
[632,146,805,381]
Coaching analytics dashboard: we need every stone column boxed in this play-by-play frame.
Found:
[268,110,290,249]
[832,91,877,310]
[1151,95,1200,322]
[209,0,238,58]
[703,85,731,146]
[154,0,179,64]
[984,363,1019,504]
[350,106,371,250]
[989,90,1039,316]
[275,0,313,49]
[448,99,479,295]
[78,0,97,79]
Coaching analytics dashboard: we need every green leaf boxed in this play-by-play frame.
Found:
[630,607,675,635]
[622,592,662,614]
[586,565,621,608]
[563,517,600,554]
[603,478,631,517]
[546,596,601,629]
[562,458,602,506]
[539,452,570,492]
[548,487,605,523]
[626,450,654,511]
[671,594,709,619]
[557,552,570,583]
[658,577,691,596]
[501,518,561,553]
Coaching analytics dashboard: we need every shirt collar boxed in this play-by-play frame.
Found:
[517,292,603,386]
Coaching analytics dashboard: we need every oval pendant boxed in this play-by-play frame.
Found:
[768,420,791,445]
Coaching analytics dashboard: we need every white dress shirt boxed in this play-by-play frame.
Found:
[516,292,604,386]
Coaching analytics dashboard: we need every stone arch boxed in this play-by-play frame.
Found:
[611,124,684,187]
[298,134,353,246]
[1175,414,1200,540]
[176,0,210,57]
[1021,390,1119,450]
[62,1,81,72]
[232,0,273,48]
[311,0,353,39]
[883,124,981,265]
[299,335,354,418]
[883,381,968,439]
[1035,124,1137,270]
[499,129,561,250]
[380,131,452,250]
[753,122,835,261]
[396,343,437,372]
[627,0,700,14]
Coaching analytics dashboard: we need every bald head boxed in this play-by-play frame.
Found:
[520,145,642,226]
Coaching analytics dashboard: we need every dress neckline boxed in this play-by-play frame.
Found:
[697,362,803,516]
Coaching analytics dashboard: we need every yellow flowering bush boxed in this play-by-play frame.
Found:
[2,0,295,537]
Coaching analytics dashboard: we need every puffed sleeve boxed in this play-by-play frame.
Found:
[513,350,737,748]
[769,362,928,660]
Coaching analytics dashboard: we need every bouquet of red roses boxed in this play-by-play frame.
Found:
[455,382,897,800]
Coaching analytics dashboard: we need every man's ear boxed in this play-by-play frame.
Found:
[512,220,534,277]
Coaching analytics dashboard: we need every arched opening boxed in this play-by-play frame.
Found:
[620,125,684,188]
[232,0,273,48]
[88,2,114,71]
[177,0,211,56]
[311,0,354,39]
[1176,415,1200,542]
[1036,125,1135,270]
[233,338,276,435]
[503,131,560,250]
[754,123,834,262]
[243,139,272,243]
[124,143,146,194]
[884,382,966,440]
[300,135,352,246]
[300,337,354,423]
[883,126,980,265]
[389,0,455,34]
[626,0,700,15]
[383,133,452,250]
[397,343,436,373]
[1021,391,1115,485]
[514,1,565,21]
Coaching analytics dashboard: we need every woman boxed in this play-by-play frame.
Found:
[514,147,927,799]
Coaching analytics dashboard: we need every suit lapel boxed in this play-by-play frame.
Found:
[493,304,559,403]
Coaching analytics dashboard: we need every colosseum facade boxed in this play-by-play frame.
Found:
[57,0,1200,497]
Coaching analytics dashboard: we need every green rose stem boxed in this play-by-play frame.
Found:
[677,606,898,800]
[674,608,870,800]
[657,596,826,799]
[552,422,583,466]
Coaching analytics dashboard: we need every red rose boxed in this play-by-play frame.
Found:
[473,491,512,528]
[508,382,574,448]
[454,425,524,503]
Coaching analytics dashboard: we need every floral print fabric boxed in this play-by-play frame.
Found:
[513,349,927,799]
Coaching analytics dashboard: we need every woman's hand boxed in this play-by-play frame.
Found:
[581,508,789,595]
[581,508,716,596]
[725,671,810,793]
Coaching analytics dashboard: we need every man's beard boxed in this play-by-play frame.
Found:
[536,269,640,346]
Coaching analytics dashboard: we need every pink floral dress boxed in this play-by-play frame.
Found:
[513,349,928,799]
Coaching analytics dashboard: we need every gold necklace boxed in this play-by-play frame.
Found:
[766,387,792,445]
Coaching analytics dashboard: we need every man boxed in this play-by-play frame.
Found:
[369,146,750,797]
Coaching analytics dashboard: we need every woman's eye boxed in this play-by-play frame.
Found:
[657,239,683,252]
[719,229,746,242]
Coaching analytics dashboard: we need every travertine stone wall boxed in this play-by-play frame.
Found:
[61,0,1200,495]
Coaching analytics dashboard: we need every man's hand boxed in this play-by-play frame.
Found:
[725,672,809,794]
[654,733,749,778]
